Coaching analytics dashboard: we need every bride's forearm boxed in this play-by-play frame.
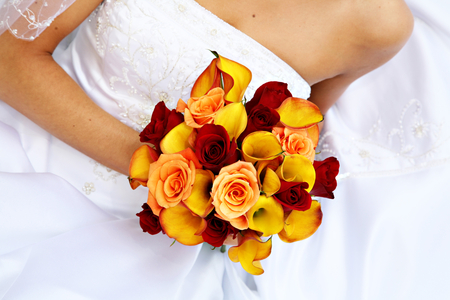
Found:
[0,41,141,175]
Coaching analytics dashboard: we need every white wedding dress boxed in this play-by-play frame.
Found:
[1,0,450,299]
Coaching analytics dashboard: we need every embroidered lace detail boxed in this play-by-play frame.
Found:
[0,0,76,40]
[81,0,310,131]
[318,98,450,179]
[90,160,122,182]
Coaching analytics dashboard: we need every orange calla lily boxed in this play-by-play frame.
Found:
[276,97,323,129]
[128,144,159,189]
[276,154,316,192]
[191,53,252,103]
[228,230,272,275]
[159,204,206,246]
[247,195,285,237]
[214,102,248,141]
[278,200,323,243]
[242,131,283,164]
[183,169,215,218]
[160,122,194,154]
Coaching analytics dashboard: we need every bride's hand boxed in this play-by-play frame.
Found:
[0,0,142,175]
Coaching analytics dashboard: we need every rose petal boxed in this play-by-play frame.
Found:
[176,99,188,113]
[160,122,194,154]
[276,154,316,192]
[276,97,324,129]
[177,147,203,169]
[214,102,248,141]
[183,169,215,218]
[247,195,284,236]
[242,131,283,164]
[306,124,320,148]
[159,205,205,246]
[278,200,323,243]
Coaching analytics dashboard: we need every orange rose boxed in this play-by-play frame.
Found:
[176,87,225,128]
[211,161,259,230]
[146,151,198,216]
[273,127,315,162]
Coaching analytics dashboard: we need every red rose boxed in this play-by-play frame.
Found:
[136,203,162,235]
[274,181,312,211]
[245,81,292,113]
[194,124,239,174]
[202,215,239,247]
[139,101,184,153]
[238,104,280,143]
[310,157,340,199]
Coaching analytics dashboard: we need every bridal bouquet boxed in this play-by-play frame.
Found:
[128,52,339,275]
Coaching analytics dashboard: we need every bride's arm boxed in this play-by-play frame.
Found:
[307,0,414,120]
[0,0,142,175]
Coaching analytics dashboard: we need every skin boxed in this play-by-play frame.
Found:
[0,0,414,175]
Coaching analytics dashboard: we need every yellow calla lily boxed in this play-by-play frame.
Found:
[242,131,283,164]
[159,204,206,246]
[276,154,316,192]
[191,53,252,103]
[128,145,159,189]
[278,200,323,243]
[216,54,252,103]
[214,102,247,141]
[247,195,285,237]
[183,169,215,218]
[256,160,281,197]
[160,122,194,154]
[276,97,324,129]
[228,230,272,275]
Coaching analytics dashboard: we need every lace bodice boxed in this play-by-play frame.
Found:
[55,0,310,132]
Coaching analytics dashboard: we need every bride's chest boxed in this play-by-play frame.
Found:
[194,0,351,85]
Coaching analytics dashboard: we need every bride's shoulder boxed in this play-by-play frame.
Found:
[350,0,414,51]
[331,0,414,77]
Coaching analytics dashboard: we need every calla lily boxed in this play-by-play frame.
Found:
[191,53,252,103]
[183,169,215,218]
[276,97,323,129]
[247,195,285,236]
[242,131,283,164]
[160,122,194,154]
[228,230,272,275]
[256,160,281,197]
[159,204,206,246]
[276,154,316,192]
[128,144,159,189]
[278,200,323,243]
[214,102,247,141]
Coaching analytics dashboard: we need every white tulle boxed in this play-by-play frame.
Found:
[0,0,75,40]
[1,0,450,299]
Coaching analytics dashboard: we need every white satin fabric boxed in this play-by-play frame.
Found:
[1,0,450,299]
